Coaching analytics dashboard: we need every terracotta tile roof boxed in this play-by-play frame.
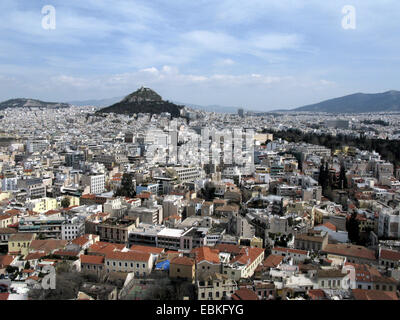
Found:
[0,227,16,234]
[0,214,13,221]
[24,252,46,261]
[5,209,21,215]
[263,254,284,268]
[272,246,308,255]
[71,235,91,247]
[323,244,376,261]
[105,251,151,262]
[214,243,242,255]
[81,194,96,199]
[352,289,399,300]
[29,239,68,254]
[9,233,35,242]
[231,288,259,300]
[230,247,264,265]
[44,210,61,216]
[0,293,9,300]
[88,242,125,256]
[308,289,327,300]
[137,192,151,199]
[22,269,35,273]
[380,249,400,261]
[191,246,220,264]
[0,255,16,267]
[170,256,195,266]
[321,222,337,232]
[130,245,164,255]
[81,255,104,265]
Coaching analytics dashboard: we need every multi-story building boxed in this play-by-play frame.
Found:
[294,230,329,252]
[97,217,138,243]
[378,209,400,239]
[166,166,203,182]
[17,178,46,199]
[61,216,85,241]
[197,273,238,300]
[169,256,196,282]
[82,174,105,195]
[104,251,153,276]
[8,233,36,256]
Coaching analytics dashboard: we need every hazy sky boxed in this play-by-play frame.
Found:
[1,0,400,111]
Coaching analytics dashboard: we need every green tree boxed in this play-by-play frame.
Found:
[61,197,70,208]
[114,173,136,198]
[24,261,31,270]
[339,164,348,189]
[346,212,360,244]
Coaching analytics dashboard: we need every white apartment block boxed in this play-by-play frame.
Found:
[61,217,85,241]
[82,174,105,195]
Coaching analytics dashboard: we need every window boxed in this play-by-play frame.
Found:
[201,292,205,298]
[177,268,180,273]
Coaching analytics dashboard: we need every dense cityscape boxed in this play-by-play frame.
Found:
[2,1,400,309]
[0,90,399,301]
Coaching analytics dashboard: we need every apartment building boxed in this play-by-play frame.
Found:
[197,273,238,300]
[167,166,203,182]
[61,217,85,241]
[105,251,153,276]
[8,233,36,256]
[97,217,138,243]
[82,174,105,195]
[169,256,196,282]
[17,178,46,199]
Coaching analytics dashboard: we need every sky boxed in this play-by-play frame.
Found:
[1,0,400,111]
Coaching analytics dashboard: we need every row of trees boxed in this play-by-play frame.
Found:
[268,128,400,167]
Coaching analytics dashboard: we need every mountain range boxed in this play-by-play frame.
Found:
[282,90,400,113]
[0,98,70,110]
[2,90,400,114]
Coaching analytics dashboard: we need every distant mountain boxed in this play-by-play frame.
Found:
[97,87,183,118]
[0,98,70,110]
[288,90,400,113]
[69,96,123,107]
